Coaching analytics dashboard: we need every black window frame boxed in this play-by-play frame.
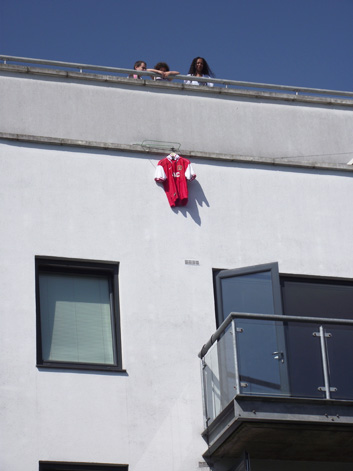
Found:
[39,462,128,471]
[35,257,124,372]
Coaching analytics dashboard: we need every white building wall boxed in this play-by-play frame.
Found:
[1,71,353,163]
[1,69,353,471]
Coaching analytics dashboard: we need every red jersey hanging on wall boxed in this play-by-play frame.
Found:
[154,154,196,207]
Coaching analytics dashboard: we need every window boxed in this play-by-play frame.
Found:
[39,462,128,471]
[280,275,353,319]
[36,258,123,371]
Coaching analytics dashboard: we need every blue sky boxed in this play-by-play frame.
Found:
[1,0,353,92]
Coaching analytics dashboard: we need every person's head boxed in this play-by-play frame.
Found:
[154,62,170,73]
[188,57,214,77]
[134,61,147,71]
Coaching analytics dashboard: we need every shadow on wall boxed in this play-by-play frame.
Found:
[172,180,209,226]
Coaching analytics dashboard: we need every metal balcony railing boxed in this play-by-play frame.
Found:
[199,313,353,425]
[1,54,353,99]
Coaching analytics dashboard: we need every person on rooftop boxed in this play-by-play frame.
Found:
[184,57,215,87]
[153,62,180,81]
[129,60,163,79]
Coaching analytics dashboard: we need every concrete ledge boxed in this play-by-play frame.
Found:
[1,132,353,173]
[1,63,353,107]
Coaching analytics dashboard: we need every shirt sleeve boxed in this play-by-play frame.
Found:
[185,163,196,181]
[155,164,167,182]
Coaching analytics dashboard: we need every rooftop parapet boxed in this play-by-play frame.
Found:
[1,55,353,168]
[2,54,353,100]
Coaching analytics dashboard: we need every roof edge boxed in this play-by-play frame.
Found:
[1,63,353,107]
[1,132,352,173]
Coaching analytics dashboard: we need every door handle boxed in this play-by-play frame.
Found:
[272,351,284,363]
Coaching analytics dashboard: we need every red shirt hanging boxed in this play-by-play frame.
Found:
[155,154,196,207]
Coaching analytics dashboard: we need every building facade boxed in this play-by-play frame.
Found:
[1,60,353,471]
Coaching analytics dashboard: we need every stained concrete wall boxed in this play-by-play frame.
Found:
[1,68,353,164]
[1,68,353,471]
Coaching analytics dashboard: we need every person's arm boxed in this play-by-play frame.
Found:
[204,75,214,87]
[164,70,180,81]
[147,68,164,79]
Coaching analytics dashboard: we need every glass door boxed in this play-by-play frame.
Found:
[215,262,289,396]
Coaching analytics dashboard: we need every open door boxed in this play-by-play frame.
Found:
[215,262,289,396]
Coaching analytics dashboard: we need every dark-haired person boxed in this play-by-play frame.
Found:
[129,60,163,79]
[153,62,180,81]
[184,57,214,87]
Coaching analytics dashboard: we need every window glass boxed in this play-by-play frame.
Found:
[281,277,353,319]
[39,273,114,364]
[39,462,128,471]
[36,258,122,371]
[220,270,274,319]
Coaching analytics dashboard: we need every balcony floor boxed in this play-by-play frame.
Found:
[202,395,353,467]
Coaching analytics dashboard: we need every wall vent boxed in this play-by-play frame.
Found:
[185,259,200,265]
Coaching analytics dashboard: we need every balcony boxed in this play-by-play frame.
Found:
[199,313,353,470]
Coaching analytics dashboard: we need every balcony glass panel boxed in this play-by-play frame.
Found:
[201,316,353,425]
[202,325,236,424]
[284,322,325,398]
[235,319,288,396]
[326,324,353,400]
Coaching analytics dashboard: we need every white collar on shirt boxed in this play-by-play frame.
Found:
[167,153,180,161]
